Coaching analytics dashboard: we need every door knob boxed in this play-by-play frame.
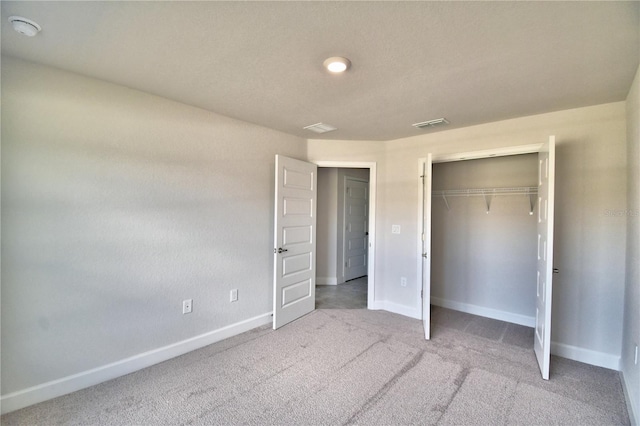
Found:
[277,248,288,254]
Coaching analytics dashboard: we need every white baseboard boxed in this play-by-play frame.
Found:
[550,341,620,371]
[0,312,273,415]
[316,276,338,285]
[431,297,535,327]
[371,300,422,320]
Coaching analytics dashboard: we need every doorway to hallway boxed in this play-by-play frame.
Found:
[316,276,368,309]
[315,166,371,310]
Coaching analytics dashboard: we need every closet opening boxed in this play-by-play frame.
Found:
[429,153,538,343]
[420,138,556,379]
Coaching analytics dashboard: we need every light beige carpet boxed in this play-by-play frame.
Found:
[2,308,630,425]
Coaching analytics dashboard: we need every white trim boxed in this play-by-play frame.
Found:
[313,161,377,310]
[431,297,535,327]
[0,312,273,415]
[370,300,422,320]
[550,342,621,371]
[316,276,339,285]
[432,143,543,163]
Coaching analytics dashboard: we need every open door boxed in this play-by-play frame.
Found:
[422,155,433,340]
[273,155,317,330]
[534,136,556,379]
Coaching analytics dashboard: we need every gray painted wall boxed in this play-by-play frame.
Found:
[1,57,306,394]
[431,155,538,321]
[622,65,639,424]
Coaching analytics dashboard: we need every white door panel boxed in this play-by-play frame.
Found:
[344,178,369,281]
[534,136,556,379]
[273,155,317,330]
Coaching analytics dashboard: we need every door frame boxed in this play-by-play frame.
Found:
[313,161,376,310]
[419,142,551,324]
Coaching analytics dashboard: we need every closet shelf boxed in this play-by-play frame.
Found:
[432,186,538,214]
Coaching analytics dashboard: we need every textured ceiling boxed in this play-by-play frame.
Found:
[1,1,638,141]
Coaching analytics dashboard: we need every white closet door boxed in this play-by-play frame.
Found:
[534,136,556,379]
[422,154,433,340]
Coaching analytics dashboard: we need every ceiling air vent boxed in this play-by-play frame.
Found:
[303,123,337,134]
[412,118,449,129]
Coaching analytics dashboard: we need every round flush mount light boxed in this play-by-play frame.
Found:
[8,16,41,37]
[323,57,351,73]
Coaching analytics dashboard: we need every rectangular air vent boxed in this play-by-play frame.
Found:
[412,118,449,129]
[303,122,337,134]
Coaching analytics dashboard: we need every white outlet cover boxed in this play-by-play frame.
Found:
[392,225,401,234]
[182,299,193,314]
[230,289,238,302]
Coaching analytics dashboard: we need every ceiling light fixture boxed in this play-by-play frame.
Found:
[8,16,41,37]
[323,57,351,73]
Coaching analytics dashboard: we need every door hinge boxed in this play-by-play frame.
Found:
[421,233,425,241]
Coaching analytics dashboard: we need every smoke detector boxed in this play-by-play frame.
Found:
[412,118,450,129]
[8,16,41,37]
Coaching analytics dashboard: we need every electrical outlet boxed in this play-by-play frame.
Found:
[400,277,407,287]
[230,289,238,302]
[182,299,192,314]
[392,225,401,234]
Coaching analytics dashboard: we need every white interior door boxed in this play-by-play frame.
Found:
[422,155,433,340]
[273,155,317,330]
[534,136,556,379]
[343,178,369,281]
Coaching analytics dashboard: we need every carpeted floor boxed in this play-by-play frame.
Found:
[2,307,630,425]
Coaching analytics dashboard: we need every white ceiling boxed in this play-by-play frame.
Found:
[2,1,638,141]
